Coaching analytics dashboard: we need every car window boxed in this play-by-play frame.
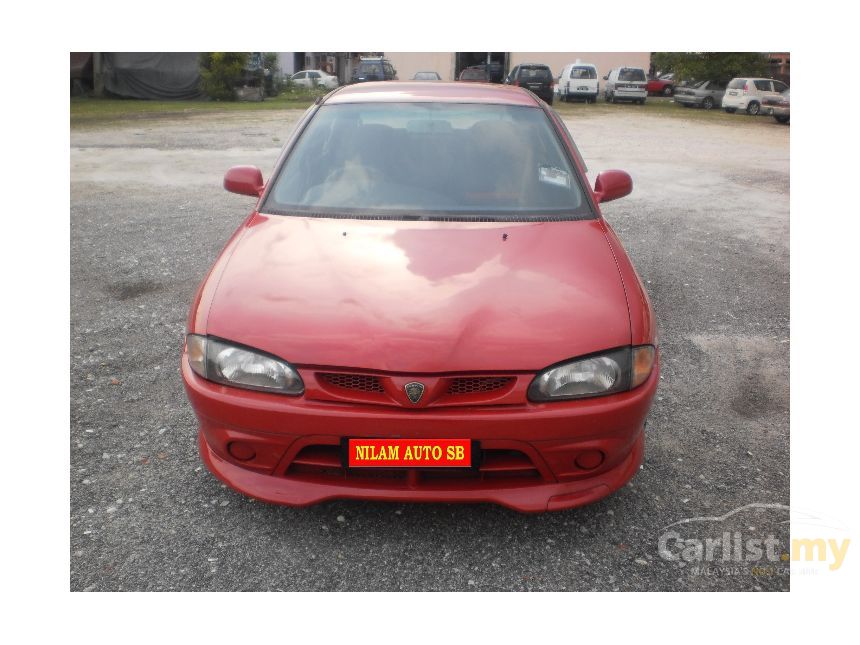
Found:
[570,66,596,80]
[727,78,745,89]
[460,68,487,80]
[359,62,382,76]
[519,67,552,80]
[294,72,306,80]
[309,72,320,79]
[773,81,788,93]
[754,80,772,91]
[618,68,646,82]
[264,103,592,220]
[709,80,726,90]
[384,63,395,76]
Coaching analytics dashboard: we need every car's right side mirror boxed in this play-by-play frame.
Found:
[603,75,609,81]
[594,170,633,203]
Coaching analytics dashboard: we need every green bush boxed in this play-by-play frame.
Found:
[199,52,249,101]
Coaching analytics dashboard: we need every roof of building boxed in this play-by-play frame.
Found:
[324,81,540,107]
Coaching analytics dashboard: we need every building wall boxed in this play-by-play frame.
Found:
[385,52,456,81]
[385,52,650,82]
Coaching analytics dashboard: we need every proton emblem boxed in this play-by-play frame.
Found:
[404,381,425,404]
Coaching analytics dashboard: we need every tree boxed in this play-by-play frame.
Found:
[199,52,249,101]
[652,52,769,83]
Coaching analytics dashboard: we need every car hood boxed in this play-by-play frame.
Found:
[205,214,631,373]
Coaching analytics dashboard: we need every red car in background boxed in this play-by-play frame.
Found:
[647,74,675,96]
[182,82,658,512]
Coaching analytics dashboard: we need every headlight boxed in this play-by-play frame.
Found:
[185,334,304,395]
[527,346,655,402]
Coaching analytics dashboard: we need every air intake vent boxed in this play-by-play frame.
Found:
[447,377,514,395]
[319,373,385,393]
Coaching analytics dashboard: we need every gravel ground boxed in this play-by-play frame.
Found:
[70,106,789,591]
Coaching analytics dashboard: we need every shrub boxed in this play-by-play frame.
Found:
[199,52,249,101]
[263,52,281,97]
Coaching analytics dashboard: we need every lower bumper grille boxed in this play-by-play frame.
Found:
[286,444,544,487]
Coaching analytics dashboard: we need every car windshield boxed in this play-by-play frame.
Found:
[358,63,382,76]
[460,69,487,80]
[264,103,591,220]
[570,66,596,79]
[520,67,552,80]
[414,72,438,80]
[692,80,707,88]
[619,68,646,82]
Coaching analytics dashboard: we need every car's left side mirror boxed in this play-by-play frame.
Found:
[224,166,264,197]
[594,170,633,203]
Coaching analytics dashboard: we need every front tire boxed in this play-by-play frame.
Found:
[702,96,714,110]
[663,85,674,96]
[775,115,790,124]
[746,101,761,116]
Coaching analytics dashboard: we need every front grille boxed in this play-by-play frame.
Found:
[319,373,384,393]
[447,377,514,395]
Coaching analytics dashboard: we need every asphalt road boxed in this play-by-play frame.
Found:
[70,105,790,591]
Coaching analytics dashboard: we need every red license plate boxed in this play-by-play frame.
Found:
[347,438,471,468]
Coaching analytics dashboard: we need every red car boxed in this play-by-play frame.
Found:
[182,81,659,512]
[646,74,675,96]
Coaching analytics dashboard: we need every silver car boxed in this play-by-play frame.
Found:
[673,80,727,110]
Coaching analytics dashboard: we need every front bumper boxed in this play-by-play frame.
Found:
[182,357,658,512]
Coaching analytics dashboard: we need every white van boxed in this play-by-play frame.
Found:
[603,67,648,104]
[557,61,599,103]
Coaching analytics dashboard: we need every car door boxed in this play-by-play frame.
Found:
[753,79,773,100]
[772,80,788,97]
[708,80,726,101]
[293,71,307,87]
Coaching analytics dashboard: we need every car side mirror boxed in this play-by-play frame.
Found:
[603,75,609,81]
[594,170,633,203]
[224,166,264,197]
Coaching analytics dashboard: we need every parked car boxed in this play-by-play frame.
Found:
[673,79,727,110]
[412,71,441,81]
[504,64,554,104]
[184,81,658,513]
[289,70,339,90]
[557,62,599,103]
[646,74,675,96]
[458,67,488,82]
[721,77,789,115]
[351,57,398,83]
[604,67,648,104]
[762,88,790,124]
[475,61,506,83]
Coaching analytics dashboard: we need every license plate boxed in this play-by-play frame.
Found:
[346,438,471,468]
[577,86,589,90]
[728,90,737,95]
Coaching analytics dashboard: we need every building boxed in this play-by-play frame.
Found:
[384,52,651,81]
[765,52,790,84]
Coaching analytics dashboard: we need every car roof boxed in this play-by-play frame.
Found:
[324,81,540,106]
